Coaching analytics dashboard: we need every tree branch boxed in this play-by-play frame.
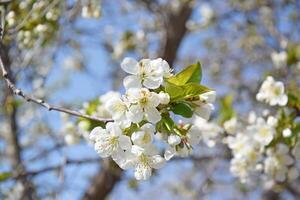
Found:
[11,157,101,180]
[0,41,112,123]
[161,2,193,67]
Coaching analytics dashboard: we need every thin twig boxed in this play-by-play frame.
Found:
[11,157,100,180]
[0,41,112,123]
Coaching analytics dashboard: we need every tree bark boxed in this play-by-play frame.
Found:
[161,3,193,67]
[1,42,37,200]
[82,159,122,200]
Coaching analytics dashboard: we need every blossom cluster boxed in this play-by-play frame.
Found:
[89,57,215,180]
[5,0,61,48]
[224,76,300,184]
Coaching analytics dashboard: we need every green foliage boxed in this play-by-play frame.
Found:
[85,99,100,115]
[170,101,193,118]
[287,89,300,112]
[268,110,298,148]
[165,81,211,101]
[5,0,61,48]
[156,113,175,134]
[218,95,235,124]
[287,43,300,66]
[164,61,212,119]
[167,62,202,85]
[0,172,11,182]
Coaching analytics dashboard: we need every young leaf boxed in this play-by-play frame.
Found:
[165,81,211,101]
[171,102,193,118]
[167,62,202,85]
[156,113,175,134]
[218,95,236,124]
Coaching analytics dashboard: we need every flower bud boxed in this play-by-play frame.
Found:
[168,135,181,146]
[158,92,170,105]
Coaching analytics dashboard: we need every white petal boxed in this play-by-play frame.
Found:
[127,105,143,123]
[90,127,104,141]
[164,146,176,160]
[278,95,288,106]
[200,91,216,103]
[121,57,138,74]
[188,126,201,145]
[150,155,165,169]
[113,151,136,170]
[143,77,162,89]
[168,135,181,146]
[131,145,144,156]
[135,163,152,180]
[141,123,155,133]
[131,131,145,145]
[145,107,161,123]
[123,75,142,89]
[119,135,132,150]
[143,144,159,156]
[106,122,122,136]
[158,92,170,104]
[194,104,213,120]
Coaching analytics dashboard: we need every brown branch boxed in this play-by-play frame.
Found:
[10,157,101,180]
[0,41,112,123]
[161,2,193,67]
[82,159,122,200]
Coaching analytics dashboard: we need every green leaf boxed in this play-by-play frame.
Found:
[165,81,211,101]
[156,113,175,134]
[0,172,11,182]
[171,102,193,118]
[218,95,235,124]
[85,99,100,115]
[167,62,202,85]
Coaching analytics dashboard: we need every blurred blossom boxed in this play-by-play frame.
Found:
[271,51,287,69]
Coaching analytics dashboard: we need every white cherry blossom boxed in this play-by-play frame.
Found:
[105,97,128,121]
[193,91,216,120]
[249,116,277,146]
[158,91,170,105]
[90,122,132,159]
[256,76,288,106]
[126,88,161,123]
[271,51,287,69]
[224,117,238,135]
[131,123,155,147]
[121,57,171,89]
[282,128,292,138]
[167,135,181,146]
[193,116,223,147]
[126,145,166,180]
[264,144,294,182]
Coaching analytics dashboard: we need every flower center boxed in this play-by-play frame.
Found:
[139,97,148,105]
[113,102,126,112]
[109,136,119,151]
[139,154,149,166]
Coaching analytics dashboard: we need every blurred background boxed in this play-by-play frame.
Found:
[0,0,300,199]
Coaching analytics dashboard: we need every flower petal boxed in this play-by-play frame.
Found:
[90,127,104,141]
[123,75,142,89]
[145,108,161,123]
[143,77,162,89]
[135,163,152,180]
[150,155,165,169]
[119,135,132,150]
[127,105,143,123]
[164,146,176,160]
[121,57,138,74]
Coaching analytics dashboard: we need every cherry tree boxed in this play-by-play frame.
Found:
[0,0,299,200]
